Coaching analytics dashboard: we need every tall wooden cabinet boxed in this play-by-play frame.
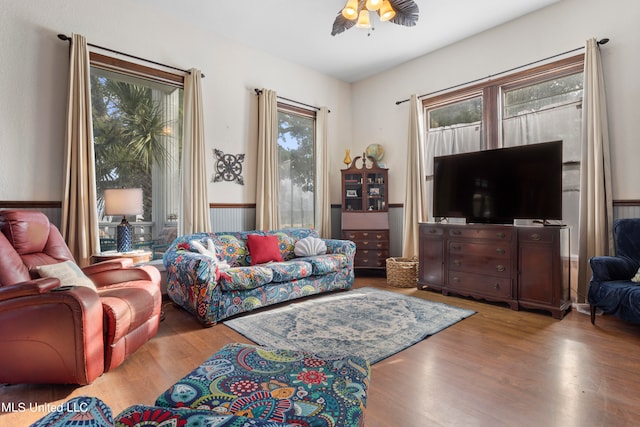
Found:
[341,155,389,269]
[418,222,570,319]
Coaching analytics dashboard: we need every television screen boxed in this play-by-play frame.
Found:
[433,141,563,224]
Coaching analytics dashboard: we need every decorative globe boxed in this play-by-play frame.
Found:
[365,144,384,162]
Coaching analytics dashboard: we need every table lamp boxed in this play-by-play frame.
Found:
[104,188,143,253]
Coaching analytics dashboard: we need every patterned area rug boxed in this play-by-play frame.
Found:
[224,287,475,364]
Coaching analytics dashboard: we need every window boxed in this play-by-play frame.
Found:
[277,104,316,228]
[89,53,183,250]
[425,94,484,176]
[423,55,584,252]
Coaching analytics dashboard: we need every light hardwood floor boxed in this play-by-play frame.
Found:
[2,276,640,426]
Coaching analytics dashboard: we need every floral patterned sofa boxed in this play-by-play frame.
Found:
[163,228,356,326]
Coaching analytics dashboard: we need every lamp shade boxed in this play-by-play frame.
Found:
[378,0,396,21]
[366,0,382,11]
[342,0,359,20]
[356,10,371,28]
[104,188,143,217]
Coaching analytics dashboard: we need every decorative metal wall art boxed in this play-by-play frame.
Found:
[212,149,245,185]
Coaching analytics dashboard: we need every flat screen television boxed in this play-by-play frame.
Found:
[433,140,563,224]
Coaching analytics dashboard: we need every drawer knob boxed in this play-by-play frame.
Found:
[452,277,460,283]
[452,230,462,235]
[453,260,461,266]
[494,283,501,290]
[496,265,505,272]
[377,243,383,248]
[496,232,505,238]
[451,244,462,251]
[363,241,369,245]
[531,233,541,241]
[496,248,506,255]
[429,229,437,234]
[362,232,369,237]
[376,234,383,239]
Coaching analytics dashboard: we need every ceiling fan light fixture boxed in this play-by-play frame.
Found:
[356,9,372,28]
[332,0,417,36]
[366,0,383,11]
[378,0,396,21]
[342,0,359,20]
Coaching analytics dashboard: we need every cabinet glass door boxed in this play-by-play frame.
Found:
[366,173,386,211]
[345,173,363,211]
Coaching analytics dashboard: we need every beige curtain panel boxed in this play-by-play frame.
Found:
[255,89,280,230]
[61,33,100,267]
[402,94,427,258]
[577,38,614,303]
[180,68,211,235]
[315,106,331,238]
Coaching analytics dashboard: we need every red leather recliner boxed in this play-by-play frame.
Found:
[0,210,162,385]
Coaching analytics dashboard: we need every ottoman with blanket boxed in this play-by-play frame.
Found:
[164,228,356,326]
[32,343,371,427]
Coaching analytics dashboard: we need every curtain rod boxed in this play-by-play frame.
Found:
[395,38,609,106]
[254,89,330,113]
[57,34,205,78]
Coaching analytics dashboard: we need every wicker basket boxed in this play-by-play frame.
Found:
[386,257,418,288]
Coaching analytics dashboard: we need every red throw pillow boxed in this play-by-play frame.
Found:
[247,234,283,265]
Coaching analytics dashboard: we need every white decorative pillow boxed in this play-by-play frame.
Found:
[632,268,640,283]
[191,238,230,270]
[294,236,327,257]
[36,261,97,291]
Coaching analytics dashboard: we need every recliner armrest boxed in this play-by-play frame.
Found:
[589,255,638,282]
[82,258,134,275]
[0,278,61,302]
[86,264,161,288]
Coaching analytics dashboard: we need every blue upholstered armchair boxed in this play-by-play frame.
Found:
[588,219,640,325]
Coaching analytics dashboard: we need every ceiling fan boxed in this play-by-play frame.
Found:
[331,0,420,36]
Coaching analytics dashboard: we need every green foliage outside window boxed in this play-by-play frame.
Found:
[90,69,183,221]
[278,111,315,228]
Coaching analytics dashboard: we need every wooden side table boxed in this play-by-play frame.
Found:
[91,251,153,264]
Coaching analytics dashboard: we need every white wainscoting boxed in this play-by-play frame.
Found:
[210,207,256,232]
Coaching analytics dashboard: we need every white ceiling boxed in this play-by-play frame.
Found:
[135,0,561,83]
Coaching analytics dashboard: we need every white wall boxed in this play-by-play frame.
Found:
[1,0,638,208]
[352,0,640,204]
[0,0,352,204]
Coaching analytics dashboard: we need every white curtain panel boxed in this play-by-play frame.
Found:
[401,95,428,257]
[61,33,99,266]
[503,102,582,258]
[180,68,211,235]
[424,121,481,221]
[424,122,482,176]
[315,107,331,238]
[256,89,280,230]
[578,38,614,303]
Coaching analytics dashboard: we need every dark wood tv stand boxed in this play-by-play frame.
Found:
[418,222,571,319]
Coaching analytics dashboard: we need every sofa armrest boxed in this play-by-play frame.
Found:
[164,245,223,326]
[323,239,356,258]
[589,255,638,282]
[0,278,61,302]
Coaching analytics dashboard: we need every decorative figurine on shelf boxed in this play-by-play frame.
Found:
[343,149,352,166]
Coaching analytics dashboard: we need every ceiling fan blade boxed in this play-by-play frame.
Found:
[389,0,420,27]
[331,11,357,36]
